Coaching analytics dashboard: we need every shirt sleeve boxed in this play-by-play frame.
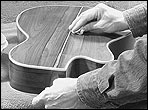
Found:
[123,3,147,38]
[76,35,147,109]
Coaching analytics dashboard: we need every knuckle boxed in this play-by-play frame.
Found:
[53,78,58,84]
[79,12,86,18]
[95,3,106,9]
[97,3,105,7]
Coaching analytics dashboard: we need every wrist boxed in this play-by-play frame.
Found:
[119,12,130,31]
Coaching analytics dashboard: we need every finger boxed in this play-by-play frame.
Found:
[68,10,89,31]
[69,16,81,31]
[1,33,7,44]
[81,21,98,32]
[93,19,107,28]
[69,8,97,32]
[32,96,45,107]
[32,87,51,106]
[71,17,89,33]
[79,20,105,34]
[92,20,108,33]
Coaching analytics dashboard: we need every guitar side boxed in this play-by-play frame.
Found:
[8,5,135,94]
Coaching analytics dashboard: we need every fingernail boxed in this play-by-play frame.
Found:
[71,29,84,35]
[80,29,84,35]
[32,97,37,105]
[68,25,72,30]
[71,29,77,34]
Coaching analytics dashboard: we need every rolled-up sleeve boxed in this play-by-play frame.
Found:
[123,3,147,38]
[77,36,147,109]
[76,3,147,109]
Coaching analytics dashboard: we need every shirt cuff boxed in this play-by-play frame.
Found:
[123,3,147,38]
[76,67,118,109]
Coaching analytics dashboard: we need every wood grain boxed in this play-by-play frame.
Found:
[8,5,136,93]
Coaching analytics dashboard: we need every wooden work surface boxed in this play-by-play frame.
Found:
[1,5,147,109]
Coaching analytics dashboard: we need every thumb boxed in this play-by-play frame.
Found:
[32,93,46,105]
[32,88,49,107]
[32,96,45,108]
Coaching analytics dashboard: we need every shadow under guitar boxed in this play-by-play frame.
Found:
[1,53,10,82]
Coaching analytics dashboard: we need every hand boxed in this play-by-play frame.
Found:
[32,78,91,109]
[69,3,129,34]
[1,33,8,52]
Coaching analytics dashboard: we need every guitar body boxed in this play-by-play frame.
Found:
[9,5,135,94]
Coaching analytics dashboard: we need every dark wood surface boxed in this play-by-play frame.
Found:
[10,6,115,68]
[12,6,81,66]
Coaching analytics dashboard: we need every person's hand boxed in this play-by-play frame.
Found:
[1,33,8,52]
[32,78,91,109]
[69,3,129,34]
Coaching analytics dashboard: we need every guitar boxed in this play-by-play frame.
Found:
[8,5,135,94]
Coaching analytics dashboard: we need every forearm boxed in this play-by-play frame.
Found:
[123,3,147,38]
[77,36,147,109]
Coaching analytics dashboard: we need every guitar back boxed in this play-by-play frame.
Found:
[9,5,135,94]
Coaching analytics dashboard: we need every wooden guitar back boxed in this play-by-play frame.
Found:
[9,5,135,94]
